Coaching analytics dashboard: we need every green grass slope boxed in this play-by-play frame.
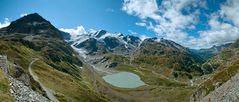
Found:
[192,39,239,101]
[0,37,108,102]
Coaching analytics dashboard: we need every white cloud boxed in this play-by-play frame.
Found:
[122,0,160,20]
[135,22,146,27]
[220,0,239,28]
[122,0,239,49]
[20,13,29,17]
[188,14,239,48]
[0,18,10,29]
[60,26,87,39]
[187,0,239,49]
[122,0,201,47]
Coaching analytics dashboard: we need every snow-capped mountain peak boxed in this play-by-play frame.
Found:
[64,30,143,56]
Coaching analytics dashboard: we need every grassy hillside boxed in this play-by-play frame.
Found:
[88,53,196,102]
[0,69,14,101]
[0,40,46,94]
[0,38,107,102]
[192,39,239,100]
[133,39,203,81]
[192,59,239,101]
[100,53,187,86]
[31,60,108,102]
[82,63,195,102]
[0,13,109,101]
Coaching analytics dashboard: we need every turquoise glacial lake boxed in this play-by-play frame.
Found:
[102,72,145,88]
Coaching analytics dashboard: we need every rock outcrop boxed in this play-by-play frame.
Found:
[9,76,51,102]
[0,55,51,102]
[199,73,239,102]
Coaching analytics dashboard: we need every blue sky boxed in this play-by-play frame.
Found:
[0,0,239,49]
[0,0,154,37]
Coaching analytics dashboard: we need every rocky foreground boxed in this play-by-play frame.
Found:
[0,55,51,102]
[199,73,239,102]
[8,76,51,102]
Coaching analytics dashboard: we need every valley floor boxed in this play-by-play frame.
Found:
[81,58,196,102]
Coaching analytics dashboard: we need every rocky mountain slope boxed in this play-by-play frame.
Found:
[68,26,207,101]
[0,13,108,102]
[200,73,239,102]
[133,38,204,80]
[0,13,83,77]
[70,31,204,81]
[191,39,239,101]
[67,20,239,102]
[71,30,139,56]
[192,43,232,60]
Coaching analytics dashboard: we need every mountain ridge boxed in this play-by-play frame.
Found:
[0,13,108,102]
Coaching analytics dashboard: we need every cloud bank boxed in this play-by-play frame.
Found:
[60,26,87,39]
[122,0,239,49]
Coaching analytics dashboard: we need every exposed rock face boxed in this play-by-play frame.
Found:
[74,38,108,54]
[94,30,107,38]
[0,55,51,102]
[104,37,121,49]
[199,73,239,102]
[191,39,239,101]
[123,35,141,47]
[0,55,8,72]
[9,76,51,102]
[5,13,62,39]
[72,34,205,81]
[71,30,140,56]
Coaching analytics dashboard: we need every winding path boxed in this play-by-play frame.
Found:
[28,59,59,102]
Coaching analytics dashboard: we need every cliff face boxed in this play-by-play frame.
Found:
[1,55,51,102]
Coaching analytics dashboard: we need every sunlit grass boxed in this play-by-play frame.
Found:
[32,60,108,102]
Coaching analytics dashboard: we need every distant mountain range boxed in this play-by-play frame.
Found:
[191,43,232,60]
[68,27,232,80]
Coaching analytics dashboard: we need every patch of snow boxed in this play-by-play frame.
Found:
[89,29,97,33]
[124,44,128,49]
[71,44,87,59]
[155,38,161,42]
[73,35,90,44]
[98,32,120,40]
[127,36,131,41]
